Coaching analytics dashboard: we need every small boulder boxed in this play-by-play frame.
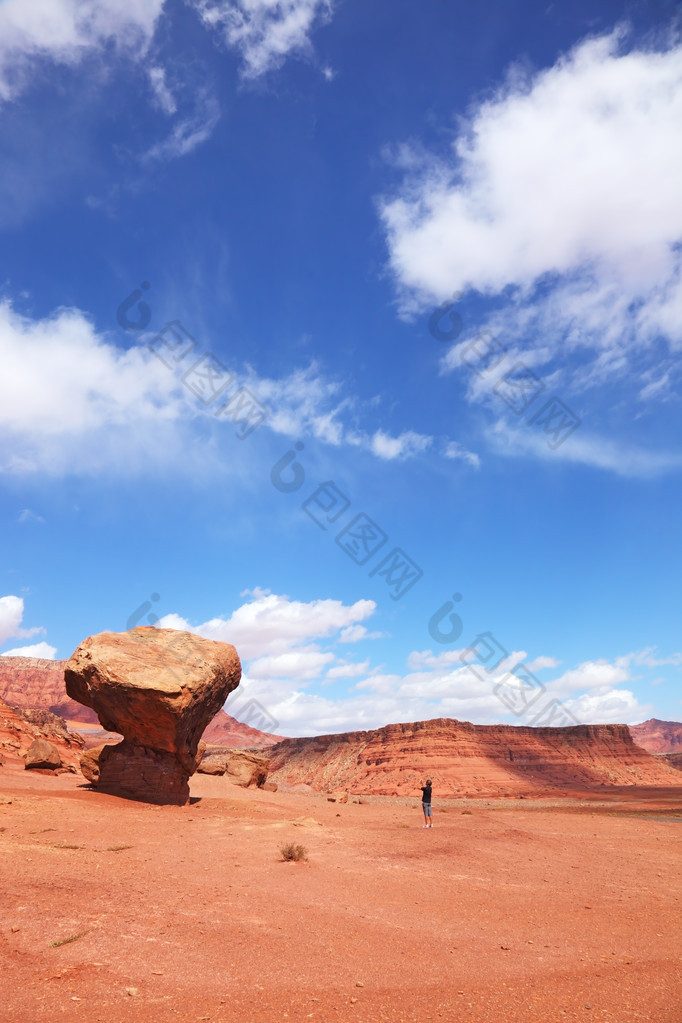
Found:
[80,745,106,784]
[226,749,270,788]
[262,780,278,792]
[24,739,61,770]
[197,756,228,775]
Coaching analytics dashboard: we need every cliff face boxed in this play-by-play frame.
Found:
[0,657,95,722]
[267,718,682,797]
[629,718,682,754]
[0,656,280,749]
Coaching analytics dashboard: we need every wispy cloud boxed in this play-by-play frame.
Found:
[192,0,334,79]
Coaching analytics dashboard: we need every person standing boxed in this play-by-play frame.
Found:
[421,778,433,828]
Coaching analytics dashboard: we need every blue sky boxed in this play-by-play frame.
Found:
[1,0,681,737]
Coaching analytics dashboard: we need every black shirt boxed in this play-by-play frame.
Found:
[421,784,432,804]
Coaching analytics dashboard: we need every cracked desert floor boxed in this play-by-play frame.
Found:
[1,769,681,1023]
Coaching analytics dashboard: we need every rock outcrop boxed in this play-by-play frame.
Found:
[267,718,682,798]
[65,627,241,805]
[629,718,682,754]
[0,697,84,771]
[196,746,271,788]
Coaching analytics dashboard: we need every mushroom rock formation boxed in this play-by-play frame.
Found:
[65,627,241,805]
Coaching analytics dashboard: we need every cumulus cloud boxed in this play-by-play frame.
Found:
[0,595,45,645]
[0,299,196,475]
[381,29,682,466]
[156,590,377,661]
[192,0,333,78]
[0,0,164,103]
[1,641,57,659]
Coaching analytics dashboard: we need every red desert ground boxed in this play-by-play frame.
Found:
[1,638,681,1023]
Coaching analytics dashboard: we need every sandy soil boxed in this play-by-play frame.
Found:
[1,767,681,1023]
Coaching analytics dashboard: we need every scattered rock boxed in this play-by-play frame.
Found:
[262,780,278,792]
[24,738,62,770]
[225,749,270,788]
[65,627,241,805]
[197,755,228,775]
[80,745,105,784]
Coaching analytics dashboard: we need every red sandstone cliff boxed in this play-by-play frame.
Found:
[267,718,682,797]
[0,657,93,722]
[629,718,682,754]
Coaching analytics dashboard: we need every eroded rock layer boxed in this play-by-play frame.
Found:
[267,718,682,797]
[65,627,241,805]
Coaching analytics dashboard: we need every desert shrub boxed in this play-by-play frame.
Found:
[280,842,307,862]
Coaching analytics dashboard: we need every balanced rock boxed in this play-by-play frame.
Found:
[24,738,61,770]
[65,627,241,805]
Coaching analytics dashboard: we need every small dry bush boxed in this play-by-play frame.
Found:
[50,929,88,948]
[280,842,307,862]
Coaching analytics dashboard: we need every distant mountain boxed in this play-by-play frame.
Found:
[629,718,682,754]
[0,655,282,749]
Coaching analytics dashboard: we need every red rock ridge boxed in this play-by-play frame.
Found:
[202,709,281,748]
[267,718,682,797]
[629,718,682,754]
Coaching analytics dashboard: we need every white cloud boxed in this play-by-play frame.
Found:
[381,29,682,447]
[142,91,220,162]
[485,417,682,478]
[156,591,377,660]
[254,362,438,461]
[443,440,480,469]
[0,301,444,476]
[0,299,207,475]
[369,429,431,461]
[0,0,164,103]
[1,641,57,659]
[0,595,45,645]
[148,65,177,115]
[325,659,370,680]
[192,0,333,79]
[17,508,45,524]
[248,648,335,680]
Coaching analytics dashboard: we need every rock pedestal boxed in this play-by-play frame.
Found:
[65,627,241,805]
